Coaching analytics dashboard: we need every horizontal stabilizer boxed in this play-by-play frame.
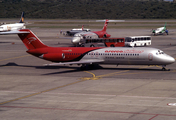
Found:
[44,59,104,66]
[59,37,72,39]
[96,20,125,22]
[0,30,30,35]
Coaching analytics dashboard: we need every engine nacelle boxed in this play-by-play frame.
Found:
[41,53,65,62]
[103,34,111,38]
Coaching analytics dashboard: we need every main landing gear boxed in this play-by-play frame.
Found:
[80,64,101,70]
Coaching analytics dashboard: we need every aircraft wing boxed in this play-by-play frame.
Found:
[59,37,72,39]
[45,59,104,66]
[0,30,30,35]
[96,20,125,22]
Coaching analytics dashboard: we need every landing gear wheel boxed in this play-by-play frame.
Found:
[110,44,115,47]
[80,44,85,47]
[80,64,86,70]
[161,66,170,71]
[162,67,166,71]
[90,44,95,47]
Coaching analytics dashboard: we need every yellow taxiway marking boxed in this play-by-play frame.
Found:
[81,65,173,80]
[81,66,156,80]
[82,69,174,81]
[97,70,129,78]
[81,71,100,80]
[0,79,87,105]
[81,70,130,80]
[0,55,31,62]
[139,65,155,69]
[0,66,175,105]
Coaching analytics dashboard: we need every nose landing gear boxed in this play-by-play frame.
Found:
[162,65,170,71]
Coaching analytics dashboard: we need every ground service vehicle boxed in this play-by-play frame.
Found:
[125,36,151,47]
[80,38,125,47]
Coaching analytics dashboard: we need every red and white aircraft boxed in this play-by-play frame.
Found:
[16,29,175,70]
[64,25,91,36]
[71,19,121,46]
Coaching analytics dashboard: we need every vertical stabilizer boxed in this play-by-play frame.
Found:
[82,25,84,30]
[18,29,48,50]
[19,12,24,23]
[102,19,109,32]
[164,22,167,28]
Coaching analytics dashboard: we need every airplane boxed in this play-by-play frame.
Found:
[0,12,25,33]
[15,29,174,70]
[71,19,123,46]
[63,25,91,36]
[152,23,168,36]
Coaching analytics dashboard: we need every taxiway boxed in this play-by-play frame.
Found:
[0,20,176,120]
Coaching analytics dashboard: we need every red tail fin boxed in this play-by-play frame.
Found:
[18,29,47,50]
[82,25,84,30]
[102,19,109,32]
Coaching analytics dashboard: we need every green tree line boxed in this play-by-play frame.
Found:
[0,0,176,19]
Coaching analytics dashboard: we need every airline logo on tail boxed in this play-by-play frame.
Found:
[19,12,24,23]
[27,37,37,44]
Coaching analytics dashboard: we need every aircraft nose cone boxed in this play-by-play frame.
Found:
[164,55,175,64]
[168,56,175,64]
[71,37,80,45]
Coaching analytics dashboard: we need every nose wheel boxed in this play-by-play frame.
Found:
[162,65,170,71]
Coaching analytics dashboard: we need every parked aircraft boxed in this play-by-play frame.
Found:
[16,29,174,70]
[71,19,122,46]
[62,25,91,36]
[0,12,25,33]
[152,23,168,36]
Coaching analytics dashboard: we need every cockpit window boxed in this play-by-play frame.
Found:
[156,50,164,55]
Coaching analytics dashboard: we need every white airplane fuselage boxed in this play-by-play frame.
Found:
[71,32,99,45]
[155,27,165,34]
[79,47,175,65]
[0,23,25,32]
[71,19,111,46]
